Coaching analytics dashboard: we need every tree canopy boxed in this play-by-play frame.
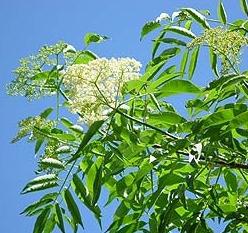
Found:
[7,1,248,232]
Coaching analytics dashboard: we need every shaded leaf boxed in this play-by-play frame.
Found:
[209,48,219,77]
[40,108,53,119]
[140,21,160,40]
[224,170,238,192]
[155,38,187,46]
[188,45,200,79]
[35,139,44,155]
[33,208,51,233]
[63,189,84,228]
[55,204,66,233]
[68,120,104,163]
[21,193,57,216]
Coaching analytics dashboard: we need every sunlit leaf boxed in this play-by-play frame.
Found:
[240,0,248,16]
[181,8,210,29]
[165,26,196,38]
[84,33,109,46]
[180,49,189,78]
[40,158,65,169]
[21,182,58,194]
[158,79,201,97]
[218,1,227,24]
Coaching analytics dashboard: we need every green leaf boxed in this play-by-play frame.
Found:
[72,174,102,228]
[84,33,109,46]
[147,72,181,92]
[140,21,160,40]
[86,157,103,202]
[155,38,187,46]
[149,93,162,111]
[40,158,65,169]
[203,109,235,128]
[188,45,200,80]
[51,133,76,141]
[21,193,57,216]
[158,79,201,97]
[55,204,66,233]
[34,139,44,155]
[70,125,84,134]
[23,174,57,189]
[209,48,219,77]
[152,31,166,58]
[182,8,210,29]
[61,117,74,128]
[148,112,186,126]
[40,107,53,119]
[33,208,50,233]
[21,182,58,194]
[31,71,56,82]
[43,213,56,232]
[74,50,98,64]
[148,47,181,67]
[240,0,248,16]
[63,189,84,228]
[224,170,238,192]
[92,164,103,205]
[229,111,248,129]
[180,50,189,78]
[142,61,166,82]
[165,26,196,38]
[218,1,227,24]
[69,120,104,163]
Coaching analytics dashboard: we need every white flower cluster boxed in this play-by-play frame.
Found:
[63,58,141,124]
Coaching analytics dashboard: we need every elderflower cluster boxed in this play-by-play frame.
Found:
[7,42,73,100]
[188,27,248,74]
[63,58,141,124]
[12,116,55,143]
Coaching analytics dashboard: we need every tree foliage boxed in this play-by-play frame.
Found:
[7,1,248,232]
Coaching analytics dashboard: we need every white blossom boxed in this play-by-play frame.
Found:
[63,57,141,124]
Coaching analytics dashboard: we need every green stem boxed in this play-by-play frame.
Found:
[206,18,248,33]
[56,54,60,124]
[53,159,77,204]
[114,108,178,139]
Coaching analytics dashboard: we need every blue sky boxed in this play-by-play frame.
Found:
[0,0,245,232]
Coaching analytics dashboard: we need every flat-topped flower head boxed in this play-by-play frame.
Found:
[63,57,141,124]
[188,27,248,74]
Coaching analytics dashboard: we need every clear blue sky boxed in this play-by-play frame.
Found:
[0,0,244,232]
